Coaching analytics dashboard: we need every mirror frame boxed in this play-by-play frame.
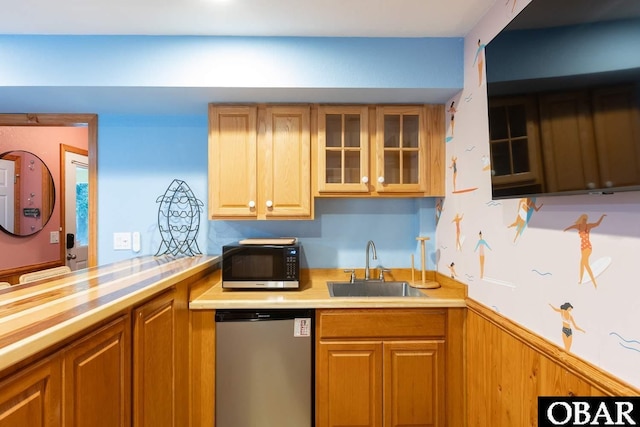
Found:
[0,114,98,268]
[0,150,56,237]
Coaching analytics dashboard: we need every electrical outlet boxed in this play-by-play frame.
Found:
[113,232,132,250]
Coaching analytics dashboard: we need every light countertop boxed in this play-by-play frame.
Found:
[1,257,465,374]
[0,255,219,373]
[190,268,467,309]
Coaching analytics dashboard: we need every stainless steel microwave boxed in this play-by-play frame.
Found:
[222,240,300,289]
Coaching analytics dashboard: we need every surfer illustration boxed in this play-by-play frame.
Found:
[563,213,606,288]
[447,101,457,137]
[449,155,458,192]
[549,302,585,352]
[452,213,464,251]
[474,231,492,279]
[508,197,543,243]
[472,39,486,86]
[448,262,457,279]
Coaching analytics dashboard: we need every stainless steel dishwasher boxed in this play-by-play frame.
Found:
[215,308,314,427]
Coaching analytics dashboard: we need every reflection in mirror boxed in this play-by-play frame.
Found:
[0,150,55,237]
[486,0,640,199]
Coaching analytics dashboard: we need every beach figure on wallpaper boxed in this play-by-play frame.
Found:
[564,213,606,288]
[474,231,492,279]
[508,197,543,243]
[549,302,585,352]
[447,101,457,137]
[435,198,443,225]
[448,262,457,279]
[481,154,491,171]
[472,39,486,86]
[449,155,458,192]
[452,213,464,251]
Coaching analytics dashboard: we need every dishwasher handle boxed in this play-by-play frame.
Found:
[215,309,314,322]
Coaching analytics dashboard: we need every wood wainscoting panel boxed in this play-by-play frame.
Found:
[466,299,639,427]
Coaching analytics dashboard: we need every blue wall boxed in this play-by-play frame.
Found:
[2,35,454,269]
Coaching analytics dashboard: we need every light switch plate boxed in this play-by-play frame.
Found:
[50,231,59,244]
[132,232,141,252]
[113,232,132,250]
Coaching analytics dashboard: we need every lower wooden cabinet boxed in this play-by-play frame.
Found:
[133,288,178,427]
[316,309,450,427]
[384,341,445,427]
[0,281,194,427]
[317,341,383,427]
[63,315,131,427]
[0,355,62,427]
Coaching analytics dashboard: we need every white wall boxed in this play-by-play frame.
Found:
[436,0,640,388]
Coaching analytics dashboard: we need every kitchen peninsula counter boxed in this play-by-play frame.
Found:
[0,254,219,374]
[190,268,467,310]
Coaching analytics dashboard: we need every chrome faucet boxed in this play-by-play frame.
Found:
[364,240,377,280]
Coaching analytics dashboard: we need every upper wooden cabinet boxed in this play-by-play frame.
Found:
[317,106,370,193]
[209,104,312,220]
[375,106,427,194]
[316,105,445,197]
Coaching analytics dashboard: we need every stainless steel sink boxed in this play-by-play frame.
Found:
[327,281,426,297]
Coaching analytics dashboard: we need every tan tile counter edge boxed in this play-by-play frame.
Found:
[190,268,467,309]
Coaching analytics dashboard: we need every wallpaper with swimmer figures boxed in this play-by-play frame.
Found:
[436,0,640,388]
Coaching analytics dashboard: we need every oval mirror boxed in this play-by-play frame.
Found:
[0,150,55,237]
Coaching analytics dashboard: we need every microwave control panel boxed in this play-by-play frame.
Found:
[285,247,299,279]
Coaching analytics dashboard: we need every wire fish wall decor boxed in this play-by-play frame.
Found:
[155,179,204,256]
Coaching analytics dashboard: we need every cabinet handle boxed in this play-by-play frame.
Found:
[248,200,256,208]
[266,200,273,208]
[378,176,385,184]
[361,176,369,184]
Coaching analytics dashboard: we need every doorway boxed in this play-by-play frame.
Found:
[0,114,98,269]
[0,155,18,234]
[62,146,89,270]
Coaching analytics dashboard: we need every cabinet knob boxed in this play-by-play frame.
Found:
[248,200,256,208]
[378,176,385,184]
[266,200,273,208]
[361,176,369,184]
[587,182,596,189]
[605,180,613,188]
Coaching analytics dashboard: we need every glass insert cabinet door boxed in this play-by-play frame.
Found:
[317,106,370,193]
[375,106,427,193]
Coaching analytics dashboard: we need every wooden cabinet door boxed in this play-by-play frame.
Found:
[539,91,599,192]
[261,105,311,218]
[208,105,258,218]
[133,289,177,427]
[375,106,427,193]
[0,355,62,427]
[316,341,383,427]
[317,106,370,193]
[383,340,445,427]
[62,315,131,427]
[592,85,640,189]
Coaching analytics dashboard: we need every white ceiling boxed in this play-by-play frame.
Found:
[0,0,497,114]
[0,0,495,37]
